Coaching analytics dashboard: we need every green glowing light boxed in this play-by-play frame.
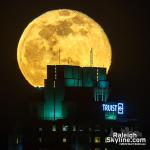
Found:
[98,81,109,88]
[65,79,82,87]
[39,88,64,121]
[105,111,117,120]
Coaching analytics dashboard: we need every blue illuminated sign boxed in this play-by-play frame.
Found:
[117,103,124,114]
[102,103,124,115]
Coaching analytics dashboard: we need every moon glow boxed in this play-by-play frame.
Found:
[17,9,112,87]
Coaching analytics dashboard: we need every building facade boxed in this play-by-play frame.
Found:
[8,65,147,150]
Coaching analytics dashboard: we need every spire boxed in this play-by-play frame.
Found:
[58,49,60,65]
[68,57,70,65]
[90,48,93,67]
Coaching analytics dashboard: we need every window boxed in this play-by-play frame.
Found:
[73,125,76,131]
[95,93,103,101]
[62,125,68,131]
[52,125,56,131]
[16,138,19,144]
[98,94,102,101]
[89,128,92,131]
[95,137,100,143]
[62,137,67,143]
[38,128,42,132]
[89,137,91,143]
[38,137,42,143]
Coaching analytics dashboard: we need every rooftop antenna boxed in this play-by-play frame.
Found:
[90,48,93,67]
[68,57,70,65]
[58,49,60,65]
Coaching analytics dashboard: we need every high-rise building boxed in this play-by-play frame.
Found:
[9,65,147,150]
[39,65,109,121]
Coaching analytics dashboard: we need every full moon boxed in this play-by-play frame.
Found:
[17,9,112,87]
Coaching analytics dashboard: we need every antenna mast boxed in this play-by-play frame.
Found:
[59,49,60,65]
[68,57,70,65]
[90,48,93,67]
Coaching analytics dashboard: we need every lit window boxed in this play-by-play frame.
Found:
[62,125,68,131]
[96,68,99,82]
[52,125,56,131]
[38,128,42,132]
[53,81,56,88]
[62,137,66,143]
[54,66,57,79]
[73,125,76,131]
[95,137,100,143]
[38,137,42,143]
[96,94,102,101]
[89,128,92,131]
[89,137,91,143]
[16,138,19,144]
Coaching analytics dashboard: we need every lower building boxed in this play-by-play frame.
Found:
[8,65,148,150]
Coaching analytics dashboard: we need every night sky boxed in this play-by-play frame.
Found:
[0,0,150,130]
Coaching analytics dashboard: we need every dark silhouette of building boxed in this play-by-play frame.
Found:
[8,65,148,150]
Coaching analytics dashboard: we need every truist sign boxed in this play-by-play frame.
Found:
[102,103,124,115]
